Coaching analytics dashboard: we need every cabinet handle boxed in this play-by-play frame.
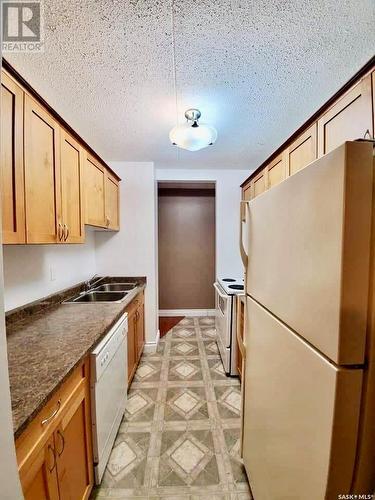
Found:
[106,217,110,227]
[63,224,69,241]
[47,444,56,472]
[41,399,61,426]
[363,129,372,140]
[58,223,63,241]
[56,429,65,456]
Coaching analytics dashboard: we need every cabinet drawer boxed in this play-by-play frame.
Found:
[16,360,87,472]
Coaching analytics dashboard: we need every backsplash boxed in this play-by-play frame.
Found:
[3,231,96,311]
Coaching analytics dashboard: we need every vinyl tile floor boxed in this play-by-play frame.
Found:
[91,316,252,500]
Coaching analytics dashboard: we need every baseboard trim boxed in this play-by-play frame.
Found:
[158,309,216,317]
[143,329,160,353]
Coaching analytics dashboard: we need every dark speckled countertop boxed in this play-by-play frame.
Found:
[6,277,146,439]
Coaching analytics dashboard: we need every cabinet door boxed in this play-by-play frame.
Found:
[287,123,317,176]
[136,301,145,362]
[1,72,26,244]
[24,95,61,243]
[20,435,60,500]
[317,75,373,156]
[105,172,120,230]
[60,130,85,243]
[266,153,286,189]
[253,170,266,198]
[242,181,253,202]
[85,154,106,227]
[127,309,137,384]
[55,384,93,500]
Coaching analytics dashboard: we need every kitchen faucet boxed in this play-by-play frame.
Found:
[84,274,102,291]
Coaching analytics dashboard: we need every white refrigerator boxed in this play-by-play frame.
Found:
[242,141,375,499]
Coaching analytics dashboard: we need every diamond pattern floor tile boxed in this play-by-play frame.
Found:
[92,316,252,499]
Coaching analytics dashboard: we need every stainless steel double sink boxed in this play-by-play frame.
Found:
[65,282,138,303]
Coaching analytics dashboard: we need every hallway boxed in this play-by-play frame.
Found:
[93,316,251,499]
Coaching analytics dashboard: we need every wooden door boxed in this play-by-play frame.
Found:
[85,154,106,227]
[266,153,286,189]
[20,435,60,500]
[136,300,145,362]
[317,75,373,156]
[60,130,85,243]
[1,72,26,243]
[55,385,93,500]
[253,170,266,198]
[287,123,317,176]
[105,172,120,230]
[24,95,61,243]
[127,309,137,384]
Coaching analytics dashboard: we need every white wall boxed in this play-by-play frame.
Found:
[95,162,158,346]
[156,168,249,279]
[3,231,96,311]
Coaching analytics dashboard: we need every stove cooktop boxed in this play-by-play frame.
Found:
[217,277,245,295]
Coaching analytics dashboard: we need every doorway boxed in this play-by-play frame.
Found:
[158,181,216,335]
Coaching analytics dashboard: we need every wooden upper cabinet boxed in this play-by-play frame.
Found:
[241,181,253,221]
[1,73,26,243]
[266,153,286,189]
[253,170,266,198]
[60,130,84,243]
[105,172,120,230]
[243,181,253,202]
[24,95,61,244]
[317,75,373,156]
[85,154,106,227]
[287,123,317,176]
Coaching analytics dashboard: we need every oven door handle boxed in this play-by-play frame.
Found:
[214,282,228,300]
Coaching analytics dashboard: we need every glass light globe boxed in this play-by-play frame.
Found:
[169,122,217,151]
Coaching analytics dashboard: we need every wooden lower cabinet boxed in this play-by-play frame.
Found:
[16,359,93,500]
[21,435,60,500]
[126,292,145,385]
[127,307,137,383]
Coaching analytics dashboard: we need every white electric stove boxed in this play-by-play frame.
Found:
[213,277,245,376]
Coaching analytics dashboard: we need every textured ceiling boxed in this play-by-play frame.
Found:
[6,0,375,170]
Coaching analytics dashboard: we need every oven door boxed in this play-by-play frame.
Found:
[214,282,232,347]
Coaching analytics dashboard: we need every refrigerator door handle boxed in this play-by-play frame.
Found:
[240,201,250,268]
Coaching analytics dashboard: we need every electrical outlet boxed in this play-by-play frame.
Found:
[50,266,56,282]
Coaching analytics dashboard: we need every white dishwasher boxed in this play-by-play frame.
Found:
[90,313,128,484]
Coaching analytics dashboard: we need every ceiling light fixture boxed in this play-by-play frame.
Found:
[169,109,218,152]
[169,1,217,153]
